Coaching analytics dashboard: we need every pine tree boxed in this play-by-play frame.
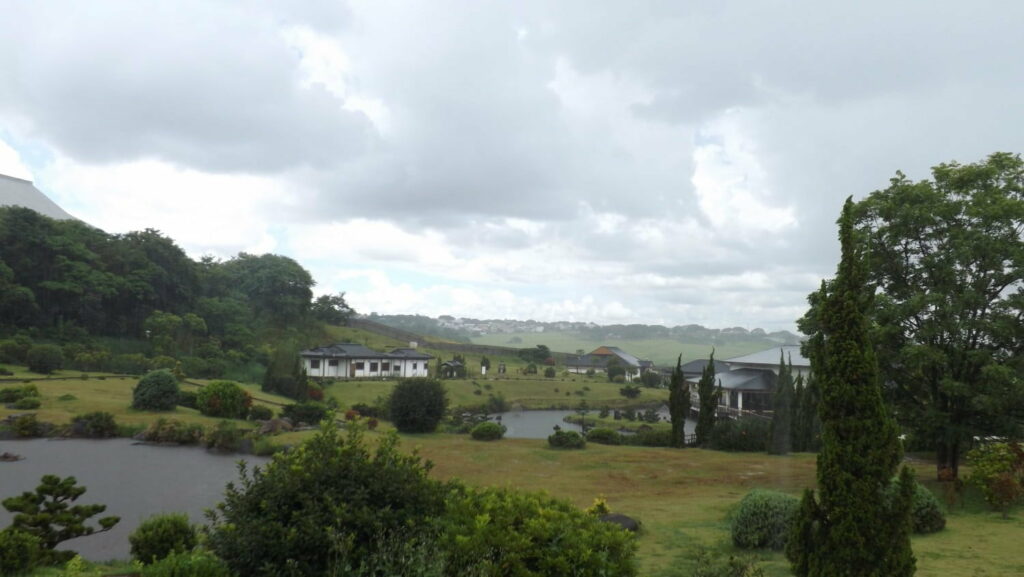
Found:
[769,351,793,455]
[786,198,915,577]
[667,354,689,448]
[694,351,720,447]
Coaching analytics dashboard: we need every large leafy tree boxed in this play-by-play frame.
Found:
[667,354,689,447]
[788,199,915,577]
[840,152,1024,479]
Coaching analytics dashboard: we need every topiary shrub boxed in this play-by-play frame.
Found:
[586,428,622,445]
[709,416,771,452]
[0,528,40,576]
[26,344,63,374]
[248,405,273,421]
[133,370,180,411]
[883,478,946,533]
[731,489,799,550]
[388,378,448,434]
[11,397,40,410]
[548,430,586,449]
[140,550,232,577]
[470,421,505,441]
[129,513,198,565]
[196,380,251,419]
[281,401,329,425]
[70,412,118,438]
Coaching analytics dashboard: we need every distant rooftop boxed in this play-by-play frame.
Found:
[0,174,77,220]
[724,345,810,368]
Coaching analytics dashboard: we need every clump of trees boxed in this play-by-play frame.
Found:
[667,355,689,448]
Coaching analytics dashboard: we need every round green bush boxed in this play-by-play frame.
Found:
[133,370,181,411]
[470,421,505,441]
[548,430,586,449]
[0,528,40,575]
[884,478,946,534]
[281,401,328,425]
[11,397,41,410]
[586,427,622,445]
[389,378,448,433]
[129,513,198,564]
[71,412,118,438]
[248,405,273,421]
[196,380,251,419]
[26,344,63,374]
[140,550,232,577]
[731,489,799,550]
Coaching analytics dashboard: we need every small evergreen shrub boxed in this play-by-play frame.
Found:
[71,412,118,438]
[129,513,198,564]
[196,380,251,419]
[731,489,799,550]
[133,370,181,411]
[26,344,63,374]
[9,414,41,437]
[548,430,586,449]
[883,479,946,533]
[248,405,273,421]
[177,390,198,409]
[389,378,448,433]
[281,401,328,425]
[0,384,38,403]
[587,428,623,445]
[142,418,204,444]
[11,397,41,410]
[470,421,505,441]
[709,417,771,452]
[543,366,556,378]
[0,528,40,576]
[140,550,232,577]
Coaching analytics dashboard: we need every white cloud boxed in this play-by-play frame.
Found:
[0,139,32,180]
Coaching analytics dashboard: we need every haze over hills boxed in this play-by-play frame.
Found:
[0,173,78,221]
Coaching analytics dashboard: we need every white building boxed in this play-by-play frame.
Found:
[299,343,433,379]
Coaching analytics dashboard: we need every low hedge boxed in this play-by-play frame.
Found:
[731,489,799,550]
[548,430,586,449]
[586,428,623,445]
[470,421,506,441]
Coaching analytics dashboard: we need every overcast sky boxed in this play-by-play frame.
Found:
[2,1,1022,331]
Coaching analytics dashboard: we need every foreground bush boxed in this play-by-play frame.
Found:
[196,380,252,419]
[731,489,799,550]
[129,513,198,564]
[586,427,623,445]
[709,417,771,452]
[207,421,449,576]
[966,441,1024,517]
[132,370,180,411]
[140,550,232,577]
[389,378,448,433]
[0,528,40,576]
[548,430,586,449]
[470,421,505,441]
[70,412,118,438]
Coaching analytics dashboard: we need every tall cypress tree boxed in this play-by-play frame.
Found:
[694,350,720,447]
[668,354,689,448]
[769,351,794,455]
[786,199,915,576]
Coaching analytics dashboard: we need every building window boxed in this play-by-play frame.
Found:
[370,362,379,372]
[355,362,365,370]
[328,359,338,367]
[413,362,418,370]
[382,362,390,372]
[310,359,320,369]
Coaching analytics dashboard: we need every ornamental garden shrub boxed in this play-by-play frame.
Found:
[586,427,622,445]
[731,489,800,550]
[470,421,505,441]
[966,441,1024,518]
[0,384,38,403]
[388,378,448,433]
[281,400,328,425]
[129,513,198,565]
[548,430,586,449]
[543,366,556,378]
[11,397,40,410]
[176,390,198,409]
[248,405,273,421]
[140,550,232,577]
[205,421,243,451]
[132,369,180,411]
[142,418,204,445]
[709,416,771,452]
[26,344,63,374]
[196,380,251,419]
[882,479,946,533]
[621,428,673,447]
[70,412,118,438]
[0,528,40,576]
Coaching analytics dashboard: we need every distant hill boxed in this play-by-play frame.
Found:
[0,174,77,220]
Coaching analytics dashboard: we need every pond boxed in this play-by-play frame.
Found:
[493,406,697,439]
[0,438,268,562]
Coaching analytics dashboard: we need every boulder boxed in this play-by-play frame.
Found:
[599,513,640,532]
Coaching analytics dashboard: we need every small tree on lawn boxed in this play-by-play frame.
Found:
[694,351,720,447]
[389,378,448,433]
[667,354,689,448]
[2,475,119,563]
[26,344,63,374]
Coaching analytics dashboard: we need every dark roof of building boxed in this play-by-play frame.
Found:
[440,360,464,367]
[566,346,651,369]
[690,368,775,391]
[300,343,433,360]
[679,358,730,376]
[724,345,810,368]
[0,174,77,220]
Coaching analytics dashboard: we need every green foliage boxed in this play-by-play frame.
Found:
[176,390,197,409]
[790,373,821,453]
[788,199,915,577]
[196,380,251,419]
[619,384,641,398]
[389,378,448,433]
[0,529,40,577]
[205,421,244,451]
[280,400,328,425]
[966,441,1024,517]
[70,412,118,438]
[129,513,198,565]
[1,475,119,564]
[470,421,505,441]
[132,369,181,411]
[26,344,62,374]
[140,550,233,577]
[639,370,663,388]
[248,405,273,420]
[441,486,638,577]
[10,397,40,410]
[548,430,586,449]
[691,548,766,577]
[769,353,793,455]
[695,351,721,446]
[731,490,799,550]
[883,480,946,534]
[206,421,449,577]
[311,292,354,325]
[543,366,556,378]
[668,355,689,448]
[8,414,41,438]
[709,417,770,452]
[0,384,38,403]
[261,345,307,399]
[586,427,623,445]
[141,418,204,444]
[606,358,626,381]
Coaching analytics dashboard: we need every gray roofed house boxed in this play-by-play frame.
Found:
[299,343,433,379]
[0,174,77,220]
[724,345,810,376]
[565,345,654,382]
[684,344,809,416]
